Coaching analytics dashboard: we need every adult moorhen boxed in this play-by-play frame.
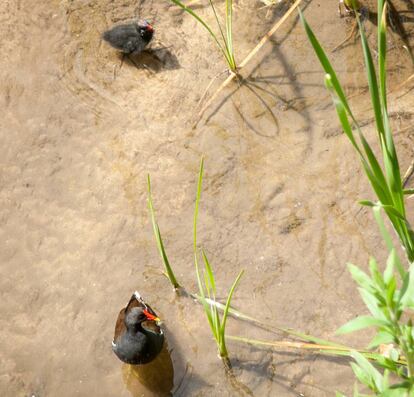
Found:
[112,291,164,365]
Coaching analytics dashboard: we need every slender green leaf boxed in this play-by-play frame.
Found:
[220,270,244,336]
[359,200,377,207]
[169,0,229,64]
[299,11,353,117]
[384,249,395,284]
[325,75,362,153]
[351,350,383,392]
[368,330,395,349]
[369,257,385,290]
[348,263,373,290]
[193,157,204,254]
[350,362,374,390]
[147,174,180,288]
[400,263,414,308]
[379,387,412,397]
[337,316,388,334]
[359,288,386,320]
[357,13,385,138]
[385,276,396,307]
[225,0,235,69]
[202,249,216,295]
[373,208,406,278]
[378,0,387,110]
[373,207,395,256]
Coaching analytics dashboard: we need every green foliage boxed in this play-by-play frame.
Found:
[193,158,244,360]
[169,0,237,72]
[300,0,414,263]
[333,210,414,395]
[301,0,414,394]
[147,175,181,289]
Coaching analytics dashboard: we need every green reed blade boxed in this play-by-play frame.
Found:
[193,157,204,255]
[299,9,353,119]
[373,207,406,278]
[207,0,230,58]
[225,0,236,69]
[169,0,232,68]
[220,269,244,337]
[147,175,180,289]
[356,11,385,139]
[202,249,216,295]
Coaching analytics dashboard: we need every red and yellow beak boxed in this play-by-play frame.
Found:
[143,309,161,323]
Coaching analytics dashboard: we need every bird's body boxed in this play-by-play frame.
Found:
[102,20,154,55]
[112,292,164,365]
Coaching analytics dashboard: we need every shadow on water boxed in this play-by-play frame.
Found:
[122,47,180,73]
[334,0,414,63]
[225,364,256,397]
[121,343,174,397]
[120,325,210,396]
[202,3,315,150]
[230,348,351,396]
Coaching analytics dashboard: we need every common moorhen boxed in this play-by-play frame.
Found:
[112,291,164,365]
[102,20,154,55]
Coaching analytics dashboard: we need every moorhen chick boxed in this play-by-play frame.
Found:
[112,291,164,365]
[102,20,154,55]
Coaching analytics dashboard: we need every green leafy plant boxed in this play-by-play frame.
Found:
[193,158,244,365]
[169,0,237,72]
[301,0,414,394]
[335,208,414,396]
[147,160,243,364]
[300,0,414,263]
[147,174,181,289]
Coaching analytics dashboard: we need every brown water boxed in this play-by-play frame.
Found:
[1,0,414,395]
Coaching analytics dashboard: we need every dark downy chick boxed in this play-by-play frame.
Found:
[102,20,154,55]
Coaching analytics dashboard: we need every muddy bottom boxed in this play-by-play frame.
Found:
[1,0,414,396]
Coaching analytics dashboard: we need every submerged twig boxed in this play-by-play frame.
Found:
[193,0,303,127]
[332,19,358,52]
[227,335,408,365]
[403,160,414,188]
[197,68,229,109]
[395,72,414,92]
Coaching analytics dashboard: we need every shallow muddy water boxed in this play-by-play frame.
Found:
[1,0,414,396]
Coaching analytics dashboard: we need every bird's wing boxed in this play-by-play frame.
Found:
[113,307,126,341]
[123,38,138,53]
[141,320,163,335]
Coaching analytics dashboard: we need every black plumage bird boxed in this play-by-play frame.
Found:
[112,291,164,365]
[102,20,154,55]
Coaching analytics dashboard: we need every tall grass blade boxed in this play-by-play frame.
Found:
[299,10,353,117]
[378,1,387,110]
[356,11,385,138]
[225,0,235,69]
[220,270,244,338]
[373,207,406,278]
[147,175,180,289]
[301,6,414,263]
[169,0,229,63]
[227,335,405,364]
[202,249,216,295]
[193,157,204,256]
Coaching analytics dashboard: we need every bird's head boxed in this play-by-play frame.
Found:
[138,20,154,42]
[125,307,161,331]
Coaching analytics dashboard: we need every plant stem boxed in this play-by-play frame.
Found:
[194,0,303,126]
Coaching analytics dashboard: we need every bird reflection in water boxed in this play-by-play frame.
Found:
[122,342,174,397]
